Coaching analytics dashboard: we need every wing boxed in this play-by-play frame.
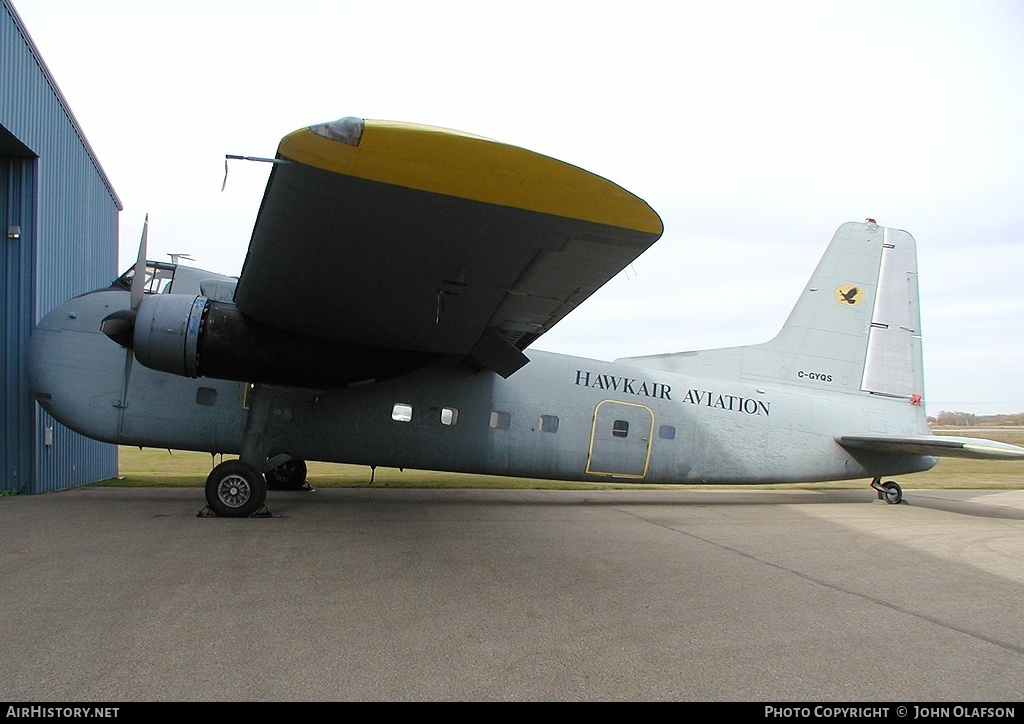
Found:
[837,434,1024,460]
[233,118,663,377]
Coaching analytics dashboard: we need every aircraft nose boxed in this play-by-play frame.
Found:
[28,290,131,444]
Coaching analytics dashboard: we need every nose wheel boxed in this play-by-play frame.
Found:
[870,477,903,505]
[204,460,269,517]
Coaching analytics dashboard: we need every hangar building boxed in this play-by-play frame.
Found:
[2,0,122,494]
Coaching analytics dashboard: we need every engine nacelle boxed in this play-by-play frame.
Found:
[130,294,438,388]
[133,294,206,377]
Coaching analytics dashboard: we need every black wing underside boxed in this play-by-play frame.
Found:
[233,118,663,378]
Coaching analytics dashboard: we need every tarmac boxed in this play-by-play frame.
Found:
[2,485,1023,702]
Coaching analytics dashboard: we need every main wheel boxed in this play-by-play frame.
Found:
[205,460,267,517]
[265,458,308,490]
[881,480,903,505]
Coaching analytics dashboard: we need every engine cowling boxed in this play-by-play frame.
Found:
[129,294,439,389]
[133,294,207,377]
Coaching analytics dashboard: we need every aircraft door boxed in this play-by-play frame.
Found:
[586,400,654,478]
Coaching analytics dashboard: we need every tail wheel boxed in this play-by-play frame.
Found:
[265,458,308,490]
[881,480,903,505]
[205,460,267,517]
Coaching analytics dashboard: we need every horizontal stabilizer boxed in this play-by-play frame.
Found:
[837,434,1024,460]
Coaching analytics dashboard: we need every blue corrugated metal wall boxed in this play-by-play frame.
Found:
[2,0,121,493]
[1,155,36,493]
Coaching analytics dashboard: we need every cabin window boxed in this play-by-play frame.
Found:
[115,262,176,295]
[490,411,511,430]
[392,403,413,422]
[196,387,217,407]
[612,419,629,438]
[659,425,676,440]
[539,415,559,433]
[440,407,458,425]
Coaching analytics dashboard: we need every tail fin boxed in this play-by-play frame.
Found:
[617,220,925,400]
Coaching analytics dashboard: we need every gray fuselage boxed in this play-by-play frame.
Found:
[29,287,935,485]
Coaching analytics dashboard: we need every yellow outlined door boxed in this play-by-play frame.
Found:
[585,400,654,478]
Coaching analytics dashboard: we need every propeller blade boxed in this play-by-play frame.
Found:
[102,214,148,348]
[130,214,149,311]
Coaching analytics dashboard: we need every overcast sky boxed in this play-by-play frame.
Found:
[11,0,1024,415]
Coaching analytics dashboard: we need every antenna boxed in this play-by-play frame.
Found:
[168,253,194,265]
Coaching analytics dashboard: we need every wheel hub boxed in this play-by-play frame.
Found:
[218,475,251,508]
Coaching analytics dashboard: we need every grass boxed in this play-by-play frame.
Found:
[103,428,1024,491]
[107,448,661,490]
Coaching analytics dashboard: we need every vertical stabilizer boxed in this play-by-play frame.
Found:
[618,221,925,401]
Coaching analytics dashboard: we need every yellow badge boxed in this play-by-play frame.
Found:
[834,284,863,306]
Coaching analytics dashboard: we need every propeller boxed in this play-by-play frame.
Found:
[100,214,149,348]
[98,214,150,422]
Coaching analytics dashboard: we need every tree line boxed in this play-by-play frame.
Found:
[928,411,1024,427]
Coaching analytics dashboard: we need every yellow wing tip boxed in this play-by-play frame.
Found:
[279,119,663,236]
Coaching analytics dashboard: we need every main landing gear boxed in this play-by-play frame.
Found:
[264,458,308,491]
[204,460,269,518]
[870,477,903,505]
[202,457,310,517]
[202,383,316,517]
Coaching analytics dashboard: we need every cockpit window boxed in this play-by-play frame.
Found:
[114,262,177,295]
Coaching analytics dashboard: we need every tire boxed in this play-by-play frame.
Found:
[265,458,308,491]
[881,480,903,505]
[205,460,267,517]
